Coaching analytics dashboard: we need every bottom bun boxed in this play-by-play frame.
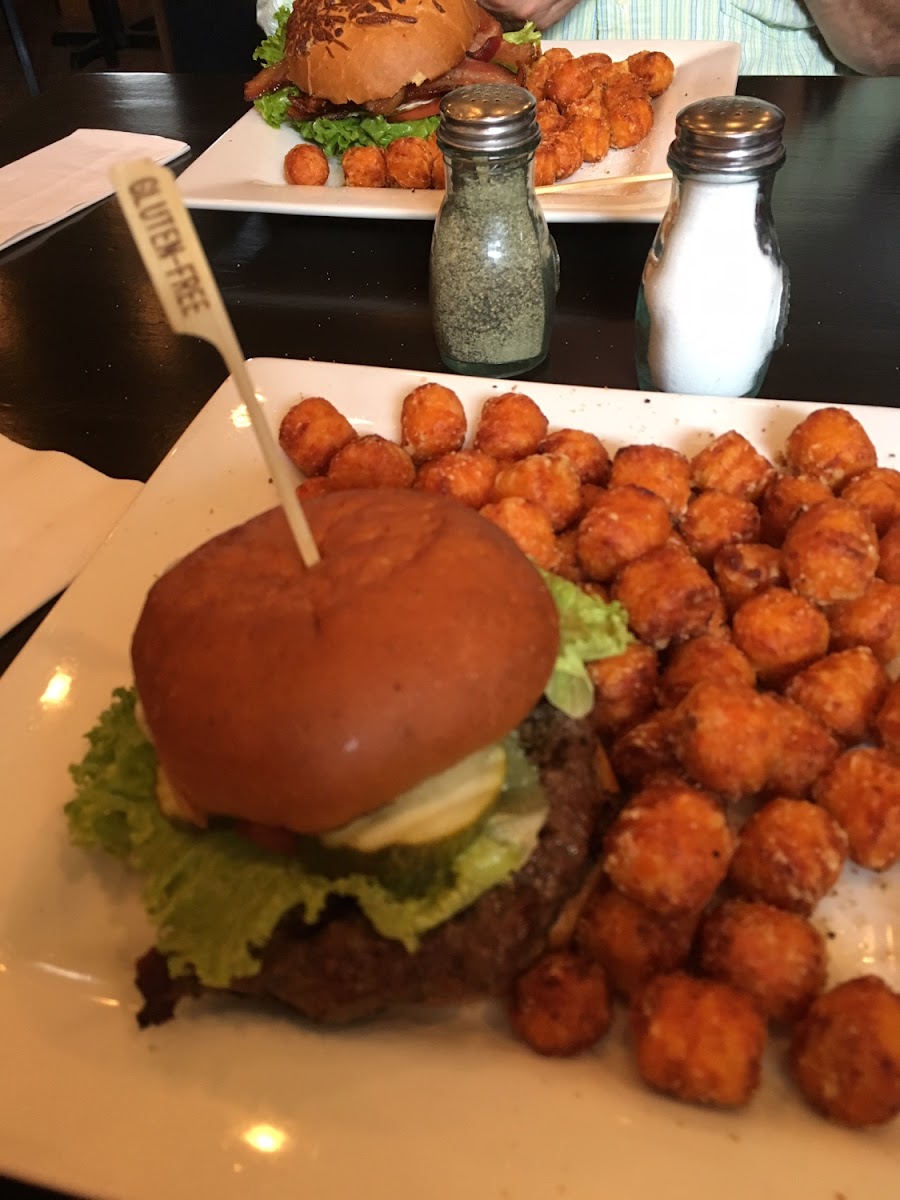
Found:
[135,704,613,1026]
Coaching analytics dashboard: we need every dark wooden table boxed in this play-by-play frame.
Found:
[0,69,899,1199]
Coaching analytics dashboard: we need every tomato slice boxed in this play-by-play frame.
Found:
[388,99,443,122]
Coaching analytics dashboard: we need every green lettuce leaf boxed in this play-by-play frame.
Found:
[66,689,547,989]
[254,84,299,130]
[503,21,542,45]
[540,569,634,719]
[299,113,440,158]
[252,6,290,67]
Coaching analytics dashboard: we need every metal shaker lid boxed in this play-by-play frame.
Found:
[668,96,786,175]
[437,84,540,155]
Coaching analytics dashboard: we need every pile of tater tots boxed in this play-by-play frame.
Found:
[279,386,900,1129]
[283,48,673,190]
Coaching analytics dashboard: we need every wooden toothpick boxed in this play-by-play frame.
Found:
[111,158,320,568]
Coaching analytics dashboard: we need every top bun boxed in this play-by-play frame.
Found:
[132,489,559,835]
[283,0,481,105]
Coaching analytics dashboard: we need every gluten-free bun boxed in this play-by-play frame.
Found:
[132,489,559,835]
[283,0,481,105]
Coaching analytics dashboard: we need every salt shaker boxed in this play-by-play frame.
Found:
[430,84,558,378]
[635,96,789,398]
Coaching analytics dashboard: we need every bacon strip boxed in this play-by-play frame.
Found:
[243,59,290,102]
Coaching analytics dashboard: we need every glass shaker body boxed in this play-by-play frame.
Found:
[430,85,558,378]
[635,97,789,399]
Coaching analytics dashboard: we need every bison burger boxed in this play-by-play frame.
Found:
[246,0,541,155]
[66,489,631,1025]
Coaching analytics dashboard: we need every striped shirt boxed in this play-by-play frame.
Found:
[545,1,854,75]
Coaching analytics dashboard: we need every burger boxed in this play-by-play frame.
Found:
[66,488,631,1026]
[245,0,541,155]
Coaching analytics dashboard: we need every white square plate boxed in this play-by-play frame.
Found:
[1,359,897,1200]
[177,40,740,223]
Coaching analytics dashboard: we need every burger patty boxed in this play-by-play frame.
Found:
[135,703,617,1027]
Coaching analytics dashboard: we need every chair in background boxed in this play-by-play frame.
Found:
[152,0,260,73]
[2,0,40,94]
[52,0,159,69]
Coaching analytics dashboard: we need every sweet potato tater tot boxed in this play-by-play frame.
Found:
[699,900,826,1024]
[587,641,658,734]
[764,695,840,798]
[607,92,654,150]
[431,152,445,190]
[492,453,582,531]
[283,143,330,185]
[631,973,767,1108]
[626,50,675,97]
[609,710,678,788]
[603,775,734,918]
[785,406,877,490]
[790,976,900,1127]
[612,544,720,649]
[539,428,610,485]
[759,474,832,546]
[525,46,572,101]
[691,430,776,501]
[782,498,879,604]
[414,450,497,509]
[545,58,593,109]
[579,51,613,72]
[840,467,900,535]
[278,395,357,476]
[609,443,692,520]
[785,646,888,743]
[341,144,387,188]
[563,85,607,121]
[507,949,612,1057]
[533,142,559,187]
[546,129,584,180]
[575,887,695,997]
[728,797,848,915]
[670,681,780,801]
[385,136,435,190]
[295,475,333,500]
[564,113,611,163]
[731,587,829,685]
[658,633,756,707]
[399,382,466,464]
[479,496,560,571]
[813,747,900,870]
[828,578,900,665]
[680,490,761,566]
[879,519,900,583]
[472,391,548,459]
[576,485,671,582]
[712,542,785,614]
[876,679,900,755]
[535,98,565,137]
[326,433,415,489]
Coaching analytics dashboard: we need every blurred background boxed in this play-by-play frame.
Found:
[0,0,264,119]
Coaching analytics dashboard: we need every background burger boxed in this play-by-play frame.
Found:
[66,488,631,1026]
[245,0,541,156]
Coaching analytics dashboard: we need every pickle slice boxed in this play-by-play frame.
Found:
[322,743,507,853]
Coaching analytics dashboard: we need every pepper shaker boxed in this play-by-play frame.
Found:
[635,96,789,398]
[430,83,559,378]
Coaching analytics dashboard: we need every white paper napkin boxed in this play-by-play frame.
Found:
[0,435,143,637]
[0,128,189,252]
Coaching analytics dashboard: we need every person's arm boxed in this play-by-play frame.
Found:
[806,0,900,75]
[480,0,583,32]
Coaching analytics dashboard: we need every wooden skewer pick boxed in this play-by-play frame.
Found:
[537,170,672,194]
[110,158,320,568]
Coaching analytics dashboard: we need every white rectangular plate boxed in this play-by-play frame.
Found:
[1,358,897,1200]
[177,40,740,223]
